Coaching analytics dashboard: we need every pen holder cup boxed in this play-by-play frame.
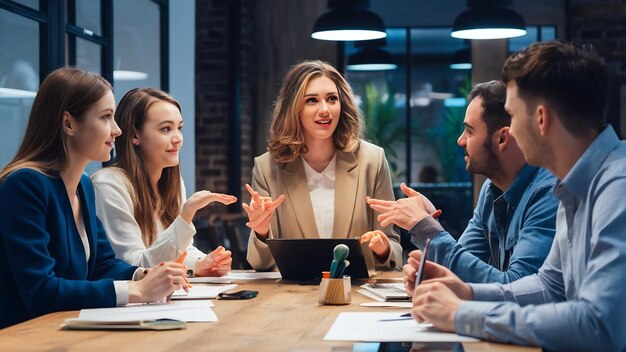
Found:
[318,276,351,305]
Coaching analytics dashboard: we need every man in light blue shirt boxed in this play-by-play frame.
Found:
[369,80,557,284]
[403,41,626,351]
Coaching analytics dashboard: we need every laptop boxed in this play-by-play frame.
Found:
[266,238,376,282]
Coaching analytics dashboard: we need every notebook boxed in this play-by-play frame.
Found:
[357,283,409,302]
[61,318,187,331]
[266,238,375,281]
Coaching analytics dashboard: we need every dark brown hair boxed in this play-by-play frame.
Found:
[110,88,182,246]
[502,40,609,137]
[268,60,363,163]
[0,67,112,180]
[469,80,510,135]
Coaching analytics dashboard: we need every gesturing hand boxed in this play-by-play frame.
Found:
[195,246,233,277]
[241,184,284,237]
[359,230,391,261]
[181,191,237,224]
[367,183,437,230]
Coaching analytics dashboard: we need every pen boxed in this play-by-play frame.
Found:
[431,209,442,219]
[176,251,188,264]
[166,251,191,303]
[414,238,431,286]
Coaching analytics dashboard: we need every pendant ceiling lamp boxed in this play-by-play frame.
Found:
[312,0,386,41]
[347,47,397,71]
[451,0,527,40]
[450,48,472,70]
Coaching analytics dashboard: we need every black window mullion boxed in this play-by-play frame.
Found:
[158,0,169,91]
[0,0,46,21]
[41,0,65,75]
[101,0,113,83]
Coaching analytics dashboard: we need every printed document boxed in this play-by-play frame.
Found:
[324,312,479,342]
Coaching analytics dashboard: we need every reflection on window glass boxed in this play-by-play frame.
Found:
[0,9,39,168]
[75,36,102,74]
[509,26,557,52]
[72,36,103,175]
[12,0,38,10]
[113,0,160,98]
[409,28,469,186]
[541,26,556,41]
[71,0,102,36]
[346,28,407,182]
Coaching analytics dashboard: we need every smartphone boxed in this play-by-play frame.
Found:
[414,238,430,286]
[218,290,258,300]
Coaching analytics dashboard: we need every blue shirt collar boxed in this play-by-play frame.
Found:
[557,125,620,200]
[489,164,539,209]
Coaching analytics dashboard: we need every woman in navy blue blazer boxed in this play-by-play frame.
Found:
[0,67,190,328]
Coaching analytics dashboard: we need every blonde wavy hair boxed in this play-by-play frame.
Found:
[268,60,363,163]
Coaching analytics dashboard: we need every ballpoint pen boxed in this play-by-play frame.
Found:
[415,238,431,286]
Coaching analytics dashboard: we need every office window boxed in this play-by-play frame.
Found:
[74,36,102,73]
[344,25,557,240]
[0,0,169,174]
[69,0,102,36]
[113,0,161,99]
[0,8,39,167]
[11,0,37,10]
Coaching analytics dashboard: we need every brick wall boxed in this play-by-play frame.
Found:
[195,0,255,216]
[569,0,626,135]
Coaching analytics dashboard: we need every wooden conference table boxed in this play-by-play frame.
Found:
[0,271,540,352]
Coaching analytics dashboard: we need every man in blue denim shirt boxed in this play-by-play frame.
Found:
[403,41,626,351]
[369,81,558,284]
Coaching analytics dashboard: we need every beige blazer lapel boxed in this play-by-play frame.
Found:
[280,158,319,237]
[333,150,359,237]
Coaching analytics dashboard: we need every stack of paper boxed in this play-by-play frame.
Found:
[76,300,218,322]
[224,272,281,280]
[62,318,187,331]
[358,283,409,302]
[171,284,238,299]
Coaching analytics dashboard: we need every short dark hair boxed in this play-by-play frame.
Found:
[502,40,610,137]
[468,80,510,135]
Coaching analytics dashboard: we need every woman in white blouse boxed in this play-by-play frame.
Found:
[93,88,236,276]
[244,60,402,271]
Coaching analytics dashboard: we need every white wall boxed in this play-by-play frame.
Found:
[169,0,196,196]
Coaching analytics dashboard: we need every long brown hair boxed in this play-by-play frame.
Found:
[268,60,363,163]
[0,67,112,180]
[111,88,182,246]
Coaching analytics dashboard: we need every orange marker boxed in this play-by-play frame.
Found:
[175,251,191,290]
[176,251,188,264]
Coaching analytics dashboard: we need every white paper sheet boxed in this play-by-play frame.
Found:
[359,302,413,308]
[188,277,232,284]
[77,300,218,322]
[224,271,282,280]
[324,312,480,342]
[172,284,238,299]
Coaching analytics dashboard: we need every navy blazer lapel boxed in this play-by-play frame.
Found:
[78,178,97,275]
[333,150,358,236]
[280,158,319,237]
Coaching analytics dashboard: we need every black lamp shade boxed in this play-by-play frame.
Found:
[451,6,526,40]
[312,8,386,41]
[347,48,397,71]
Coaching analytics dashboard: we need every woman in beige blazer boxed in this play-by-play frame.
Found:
[244,60,402,271]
